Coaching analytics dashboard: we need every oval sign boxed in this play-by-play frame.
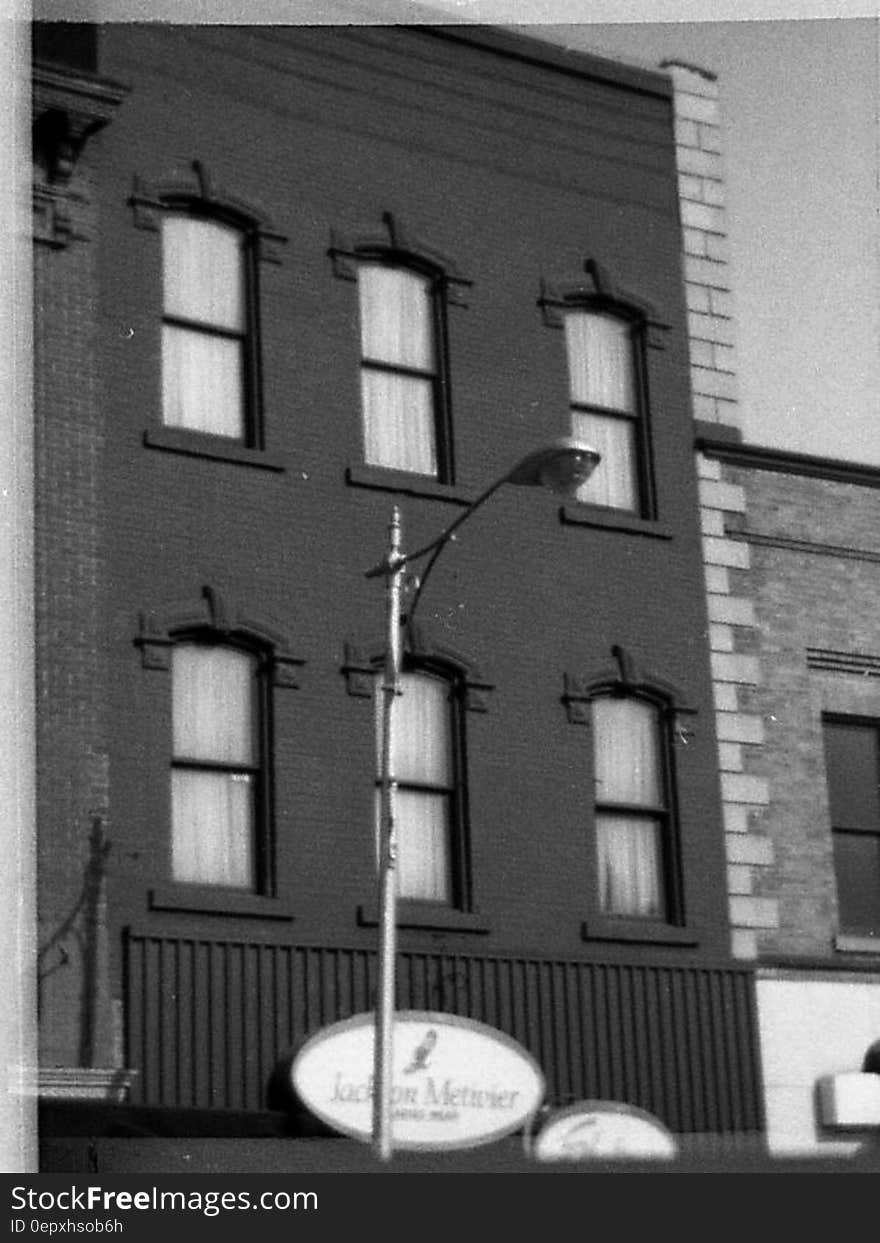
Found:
[532,1100,678,1161]
[291,1011,545,1151]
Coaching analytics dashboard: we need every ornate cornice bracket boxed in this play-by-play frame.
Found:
[32,62,129,247]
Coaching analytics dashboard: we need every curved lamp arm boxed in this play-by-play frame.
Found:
[364,437,602,634]
[393,470,513,634]
[362,475,504,582]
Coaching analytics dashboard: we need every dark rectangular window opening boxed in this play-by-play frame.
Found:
[824,715,880,937]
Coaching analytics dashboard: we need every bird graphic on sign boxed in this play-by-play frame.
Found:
[403,1029,437,1073]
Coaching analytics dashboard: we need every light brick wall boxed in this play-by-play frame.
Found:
[725,468,880,958]
[663,61,740,431]
[671,58,880,973]
[668,61,777,956]
[695,462,778,958]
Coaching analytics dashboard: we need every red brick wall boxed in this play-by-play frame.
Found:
[34,156,116,1068]
[35,26,735,1077]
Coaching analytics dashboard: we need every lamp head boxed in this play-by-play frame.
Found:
[505,437,602,498]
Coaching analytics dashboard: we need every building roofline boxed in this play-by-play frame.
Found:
[695,422,880,490]
[32,20,674,103]
[660,57,718,83]
[415,24,674,101]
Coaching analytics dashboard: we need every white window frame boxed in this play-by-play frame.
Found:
[591,693,672,920]
[170,640,267,891]
[160,210,254,442]
[564,306,645,514]
[373,665,465,905]
[358,259,451,480]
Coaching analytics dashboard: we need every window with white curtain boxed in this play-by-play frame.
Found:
[374,668,460,903]
[161,213,250,440]
[358,262,447,479]
[592,695,668,919]
[564,309,642,513]
[171,642,262,888]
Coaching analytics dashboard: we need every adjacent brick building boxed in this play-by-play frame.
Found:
[669,63,880,1154]
[695,439,880,1152]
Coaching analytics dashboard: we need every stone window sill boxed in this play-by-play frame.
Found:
[144,427,288,471]
[358,900,489,934]
[561,502,673,539]
[346,463,474,506]
[582,917,698,947]
[835,934,880,956]
[149,885,295,920]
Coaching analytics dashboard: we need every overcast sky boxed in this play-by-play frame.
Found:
[26,0,880,465]
[529,17,880,467]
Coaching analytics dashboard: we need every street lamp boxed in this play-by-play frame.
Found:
[365,437,601,1162]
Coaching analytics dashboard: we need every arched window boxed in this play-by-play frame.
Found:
[170,640,268,890]
[564,307,644,513]
[132,164,286,456]
[136,586,303,909]
[358,260,449,479]
[591,694,670,919]
[541,259,663,519]
[373,665,466,905]
[331,214,468,484]
[161,210,254,440]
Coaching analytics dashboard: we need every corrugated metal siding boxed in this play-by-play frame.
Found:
[124,930,763,1134]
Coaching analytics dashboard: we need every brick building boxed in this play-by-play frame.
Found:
[695,438,880,1153]
[31,23,768,1168]
[668,63,880,1154]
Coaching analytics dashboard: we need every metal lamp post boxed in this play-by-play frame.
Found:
[364,437,601,1162]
